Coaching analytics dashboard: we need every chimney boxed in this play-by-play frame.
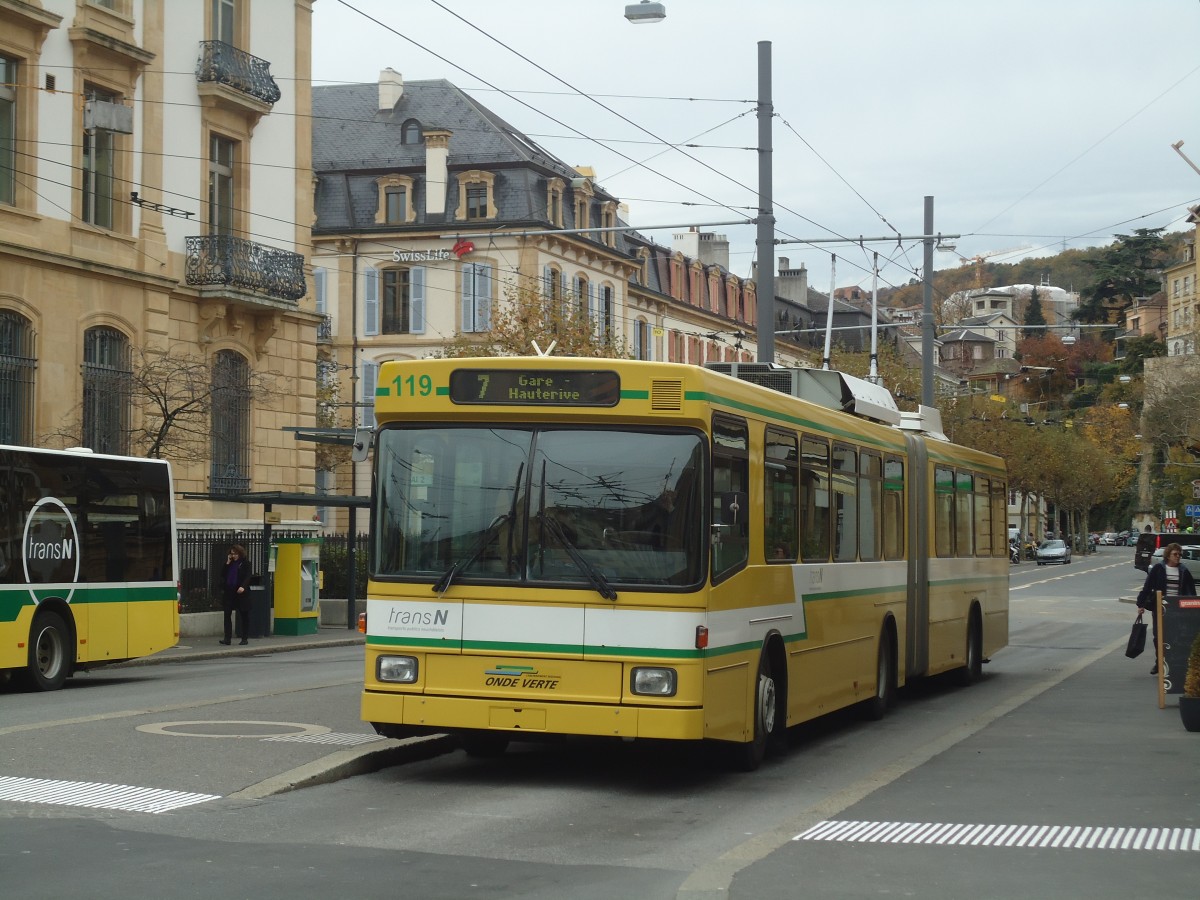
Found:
[776,259,808,304]
[423,130,451,218]
[379,68,403,112]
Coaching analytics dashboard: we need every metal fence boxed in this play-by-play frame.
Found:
[177,529,367,614]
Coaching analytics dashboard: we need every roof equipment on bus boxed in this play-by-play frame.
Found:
[706,362,902,427]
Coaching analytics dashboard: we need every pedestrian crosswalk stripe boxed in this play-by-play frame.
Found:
[0,776,219,814]
[794,820,1200,852]
[262,731,384,746]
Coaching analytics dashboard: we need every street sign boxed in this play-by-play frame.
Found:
[1188,504,1200,517]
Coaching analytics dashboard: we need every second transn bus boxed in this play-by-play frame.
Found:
[360,358,1008,768]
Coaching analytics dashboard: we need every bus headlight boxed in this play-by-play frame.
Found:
[631,666,677,696]
[377,655,418,683]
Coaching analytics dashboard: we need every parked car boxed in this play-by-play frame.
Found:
[1147,544,1200,568]
[1134,532,1200,571]
[1036,539,1072,565]
[1100,532,1119,545]
[1117,531,1132,546]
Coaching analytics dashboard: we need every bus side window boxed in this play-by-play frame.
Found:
[800,436,831,562]
[711,415,748,582]
[764,428,798,563]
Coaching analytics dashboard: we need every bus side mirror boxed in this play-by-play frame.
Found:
[351,426,374,464]
[720,491,747,525]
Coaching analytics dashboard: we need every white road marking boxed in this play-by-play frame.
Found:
[0,775,218,814]
[262,731,385,746]
[794,820,1200,852]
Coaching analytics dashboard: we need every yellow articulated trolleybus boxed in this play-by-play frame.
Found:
[359,358,1008,768]
[0,445,179,691]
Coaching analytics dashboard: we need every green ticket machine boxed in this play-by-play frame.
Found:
[272,537,321,635]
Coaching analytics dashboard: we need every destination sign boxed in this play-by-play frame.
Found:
[448,369,620,406]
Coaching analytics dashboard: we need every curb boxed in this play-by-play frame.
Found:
[228,734,456,800]
[113,635,365,668]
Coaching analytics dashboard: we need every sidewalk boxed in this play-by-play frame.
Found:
[117,624,364,668]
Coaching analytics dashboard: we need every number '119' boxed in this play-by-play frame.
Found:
[394,374,432,396]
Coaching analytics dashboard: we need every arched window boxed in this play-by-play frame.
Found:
[210,350,251,495]
[401,119,422,144]
[82,326,131,454]
[0,310,35,445]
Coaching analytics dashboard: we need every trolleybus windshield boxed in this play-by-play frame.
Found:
[373,426,705,589]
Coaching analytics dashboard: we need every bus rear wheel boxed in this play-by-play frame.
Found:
[21,610,71,692]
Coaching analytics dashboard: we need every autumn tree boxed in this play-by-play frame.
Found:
[42,347,281,460]
[440,284,631,359]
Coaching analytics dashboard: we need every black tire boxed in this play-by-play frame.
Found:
[21,610,71,692]
[861,629,896,721]
[732,651,777,772]
[459,732,510,758]
[956,608,983,687]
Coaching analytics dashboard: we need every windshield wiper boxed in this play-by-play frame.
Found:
[432,513,510,595]
[538,513,618,601]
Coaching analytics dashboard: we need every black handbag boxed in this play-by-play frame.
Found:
[1125,612,1147,659]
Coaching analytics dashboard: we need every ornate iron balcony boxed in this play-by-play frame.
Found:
[210,471,251,497]
[186,235,306,303]
[196,41,281,105]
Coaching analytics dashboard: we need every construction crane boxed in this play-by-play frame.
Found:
[958,246,1032,290]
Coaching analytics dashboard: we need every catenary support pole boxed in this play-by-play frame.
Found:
[921,196,935,406]
[756,41,775,363]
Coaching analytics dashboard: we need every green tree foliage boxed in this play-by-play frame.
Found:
[1074,228,1172,324]
[1022,286,1047,339]
[1119,334,1166,374]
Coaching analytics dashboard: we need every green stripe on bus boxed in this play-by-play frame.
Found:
[620,389,649,399]
[0,585,177,623]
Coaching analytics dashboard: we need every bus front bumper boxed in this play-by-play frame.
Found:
[361,690,705,741]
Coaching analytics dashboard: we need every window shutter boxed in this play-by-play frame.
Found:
[364,268,379,335]
[360,361,378,426]
[587,282,597,329]
[314,267,327,314]
[410,266,425,333]
[543,264,553,300]
[461,264,474,331]
[560,271,569,314]
[476,264,492,331]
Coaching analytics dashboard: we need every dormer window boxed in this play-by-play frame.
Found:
[455,170,496,221]
[547,178,565,228]
[401,119,422,144]
[375,174,415,225]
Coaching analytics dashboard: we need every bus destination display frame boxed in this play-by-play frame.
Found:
[449,368,620,407]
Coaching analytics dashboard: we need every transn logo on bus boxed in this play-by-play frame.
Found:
[21,496,81,601]
[386,607,449,627]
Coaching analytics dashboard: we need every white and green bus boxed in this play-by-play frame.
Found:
[0,445,179,691]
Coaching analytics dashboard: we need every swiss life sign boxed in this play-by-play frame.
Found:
[1162,596,1200,695]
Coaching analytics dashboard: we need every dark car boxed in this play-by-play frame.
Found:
[1133,532,1200,571]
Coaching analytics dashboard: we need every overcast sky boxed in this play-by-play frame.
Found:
[310,0,1200,294]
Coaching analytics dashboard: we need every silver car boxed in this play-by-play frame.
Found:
[1036,539,1072,565]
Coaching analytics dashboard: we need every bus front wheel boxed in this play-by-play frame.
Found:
[22,610,71,692]
[733,651,777,771]
[956,608,983,687]
[861,629,896,721]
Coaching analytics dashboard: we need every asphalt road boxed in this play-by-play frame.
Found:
[2,546,1195,900]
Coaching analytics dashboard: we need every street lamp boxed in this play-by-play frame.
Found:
[625,1,666,23]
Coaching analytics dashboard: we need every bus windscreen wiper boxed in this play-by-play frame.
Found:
[537,513,618,601]
[432,513,510,595]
